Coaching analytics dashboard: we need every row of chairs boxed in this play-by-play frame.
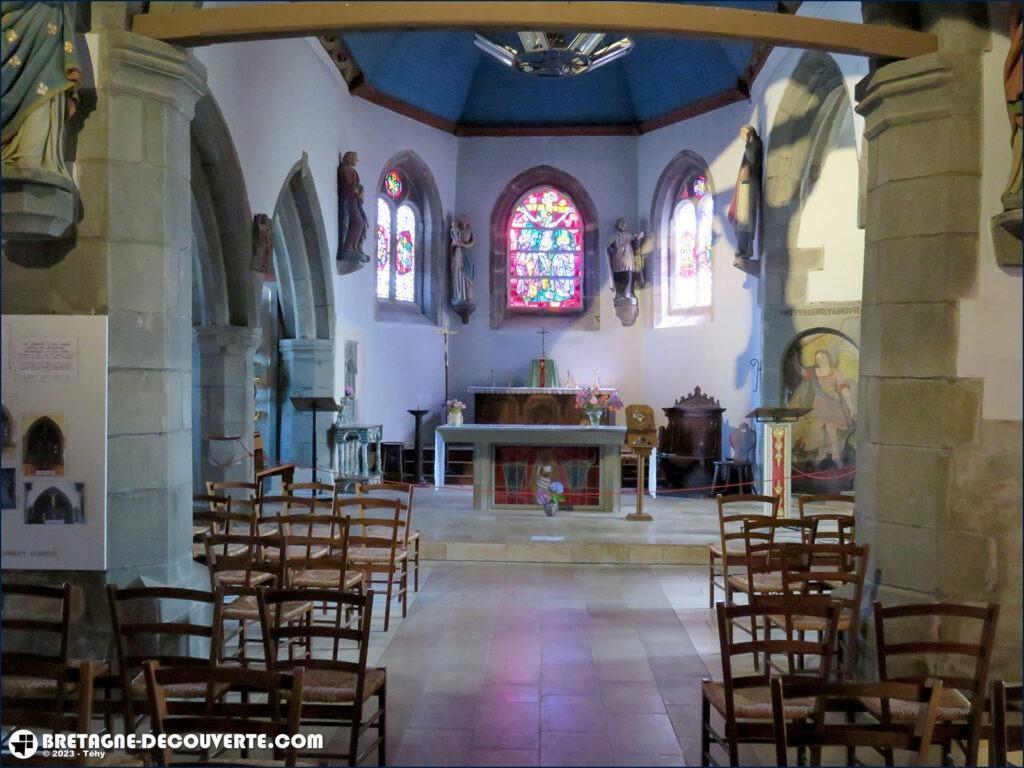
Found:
[3,580,385,766]
[197,479,420,632]
[699,494,1013,766]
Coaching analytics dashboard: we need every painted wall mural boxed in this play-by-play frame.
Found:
[782,330,857,492]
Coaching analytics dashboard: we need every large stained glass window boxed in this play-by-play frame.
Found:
[507,186,584,312]
[670,175,713,312]
[376,169,418,305]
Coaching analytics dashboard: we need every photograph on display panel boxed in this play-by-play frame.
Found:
[1,468,16,511]
[24,480,84,525]
[21,413,66,476]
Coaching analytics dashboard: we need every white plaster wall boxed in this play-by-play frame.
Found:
[636,100,762,437]
[196,38,458,442]
[958,17,1024,421]
[450,137,644,413]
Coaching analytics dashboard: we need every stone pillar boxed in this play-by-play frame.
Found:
[856,25,1021,677]
[0,12,207,655]
[194,325,262,488]
[279,339,335,475]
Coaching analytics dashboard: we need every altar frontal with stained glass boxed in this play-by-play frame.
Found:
[435,424,625,514]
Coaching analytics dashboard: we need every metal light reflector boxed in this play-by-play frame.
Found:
[473,30,634,76]
[473,33,516,67]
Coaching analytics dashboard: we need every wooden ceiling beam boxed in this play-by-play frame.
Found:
[132,2,936,60]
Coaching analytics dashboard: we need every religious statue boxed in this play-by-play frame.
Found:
[1,2,79,181]
[1002,4,1022,215]
[607,218,647,302]
[728,125,763,269]
[449,214,476,324]
[336,150,370,268]
[251,213,275,278]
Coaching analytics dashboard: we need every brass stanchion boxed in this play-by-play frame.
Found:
[626,436,654,521]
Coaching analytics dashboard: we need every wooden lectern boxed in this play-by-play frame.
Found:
[290,396,339,484]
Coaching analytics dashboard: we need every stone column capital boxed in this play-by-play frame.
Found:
[101,29,207,119]
[279,337,335,361]
[855,53,980,140]
[194,324,262,356]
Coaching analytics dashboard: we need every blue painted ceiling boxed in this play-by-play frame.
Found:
[336,1,782,131]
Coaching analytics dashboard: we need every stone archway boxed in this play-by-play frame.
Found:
[489,165,600,331]
[190,93,261,490]
[761,51,862,404]
[272,155,336,470]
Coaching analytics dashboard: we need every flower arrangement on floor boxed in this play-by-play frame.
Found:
[575,384,624,426]
[537,480,565,517]
[445,399,467,425]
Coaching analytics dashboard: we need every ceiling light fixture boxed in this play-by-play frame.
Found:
[473,31,634,77]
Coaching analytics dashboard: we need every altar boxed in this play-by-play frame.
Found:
[470,387,616,425]
[435,424,627,513]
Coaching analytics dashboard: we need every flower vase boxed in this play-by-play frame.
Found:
[447,409,464,426]
[585,406,603,427]
[543,500,558,517]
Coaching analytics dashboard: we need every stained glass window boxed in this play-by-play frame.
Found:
[507,186,583,311]
[377,170,419,306]
[384,170,403,200]
[394,204,416,303]
[670,175,713,312]
[375,198,391,300]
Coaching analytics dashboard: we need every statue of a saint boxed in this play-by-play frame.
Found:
[1,2,80,180]
[336,150,369,263]
[251,213,274,278]
[449,214,476,324]
[607,218,646,303]
[728,125,763,261]
[1002,4,1022,213]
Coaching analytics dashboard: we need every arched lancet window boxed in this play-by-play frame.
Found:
[671,174,714,312]
[376,169,421,305]
[507,186,584,312]
[650,152,715,328]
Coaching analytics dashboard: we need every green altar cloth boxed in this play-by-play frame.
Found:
[528,358,560,388]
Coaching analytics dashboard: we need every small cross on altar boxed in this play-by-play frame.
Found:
[436,316,457,402]
[537,326,549,358]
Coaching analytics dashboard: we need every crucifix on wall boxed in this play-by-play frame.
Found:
[436,316,457,402]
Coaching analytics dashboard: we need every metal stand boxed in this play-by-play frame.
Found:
[290,396,340,485]
[408,409,429,485]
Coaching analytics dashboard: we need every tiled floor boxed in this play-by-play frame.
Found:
[362,560,733,767]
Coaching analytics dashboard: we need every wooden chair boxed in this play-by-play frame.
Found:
[259,588,386,766]
[192,494,258,562]
[726,517,818,666]
[144,661,305,767]
[206,479,261,500]
[700,596,839,766]
[869,601,1000,767]
[990,680,1022,767]
[1,582,72,710]
[797,493,855,545]
[341,497,406,632]
[106,584,225,736]
[770,541,869,677]
[771,677,946,767]
[205,532,309,664]
[1,659,140,766]
[286,480,339,498]
[356,481,421,592]
[709,494,781,609]
[711,422,757,497]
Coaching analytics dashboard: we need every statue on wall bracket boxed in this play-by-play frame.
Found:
[251,213,275,280]
[336,150,371,275]
[449,214,476,324]
[1,2,80,246]
[991,4,1022,266]
[729,125,763,277]
[607,217,649,327]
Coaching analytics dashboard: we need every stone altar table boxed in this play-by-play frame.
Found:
[436,424,627,513]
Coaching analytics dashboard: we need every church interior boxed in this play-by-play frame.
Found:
[0,1,1021,765]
